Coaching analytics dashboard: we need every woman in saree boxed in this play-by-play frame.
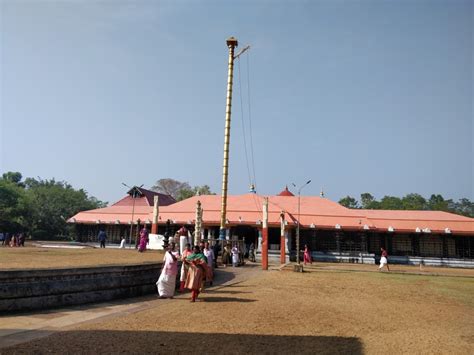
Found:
[179,243,193,292]
[184,245,209,302]
[156,242,179,298]
[138,227,149,252]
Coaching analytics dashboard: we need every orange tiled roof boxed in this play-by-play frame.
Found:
[361,209,474,235]
[68,194,474,235]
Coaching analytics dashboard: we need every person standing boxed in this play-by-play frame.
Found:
[199,241,205,253]
[119,237,126,249]
[184,245,209,302]
[231,244,240,267]
[203,242,215,286]
[179,243,193,292]
[178,226,188,255]
[156,242,179,298]
[0,232,4,246]
[98,229,107,248]
[4,233,11,247]
[303,244,312,265]
[10,234,17,247]
[379,247,390,271]
[212,241,220,268]
[18,233,25,247]
[249,243,256,262]
[138,227,149,252]
[222,243,231,267]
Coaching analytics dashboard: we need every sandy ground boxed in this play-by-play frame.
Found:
[2,263,473,354]
[0,247,164,270]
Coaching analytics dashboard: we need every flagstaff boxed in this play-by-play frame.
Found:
[219,37,238,241]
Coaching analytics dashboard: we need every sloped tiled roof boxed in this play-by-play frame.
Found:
[68,193,474,235]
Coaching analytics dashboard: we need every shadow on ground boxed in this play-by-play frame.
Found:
[200,296,256,303]
[1,330,363,354]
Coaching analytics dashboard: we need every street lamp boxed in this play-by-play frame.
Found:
[122,183,143,249]
[292,180,311,268]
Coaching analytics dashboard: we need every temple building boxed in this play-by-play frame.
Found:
[69,187,474,267]
[69,187,175,243]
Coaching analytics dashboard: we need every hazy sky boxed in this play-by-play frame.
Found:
[1,0,472,204]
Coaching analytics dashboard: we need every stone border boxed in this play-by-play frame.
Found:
[0,263,162,313]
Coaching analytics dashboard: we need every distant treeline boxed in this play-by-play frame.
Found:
[338,193,474,217]
[0,171,107,239]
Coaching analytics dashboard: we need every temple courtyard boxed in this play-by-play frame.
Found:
[1,249,473,354]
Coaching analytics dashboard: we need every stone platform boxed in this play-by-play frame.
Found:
[0,263,162,313]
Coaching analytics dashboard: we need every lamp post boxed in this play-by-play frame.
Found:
[122,183,142,249]
[292,180,311,270]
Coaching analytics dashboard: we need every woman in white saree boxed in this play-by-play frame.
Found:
[156,242,179,298]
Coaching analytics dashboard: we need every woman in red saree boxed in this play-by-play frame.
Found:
[184,246,210,302]
[138,227,149,252]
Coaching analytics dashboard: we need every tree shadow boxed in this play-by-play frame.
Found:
[1,330,363,354]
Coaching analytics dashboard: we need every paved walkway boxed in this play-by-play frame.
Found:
[0,263,263,350]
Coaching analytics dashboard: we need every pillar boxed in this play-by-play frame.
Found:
[262,197,269,270]
[280,211,286,264]
[194,200,202,246]
[151,196,159,234]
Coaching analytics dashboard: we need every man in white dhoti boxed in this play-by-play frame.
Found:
[157,242,179,298]
[378,247,390,271]
[231,244,239,267]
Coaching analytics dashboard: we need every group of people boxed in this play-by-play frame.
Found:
[221,242,249,267]
[0,232,26,247]
[300,244,390,271]
[156,240,215,302]
[96,227,149,251]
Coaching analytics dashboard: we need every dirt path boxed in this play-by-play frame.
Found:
[2,263,473,354]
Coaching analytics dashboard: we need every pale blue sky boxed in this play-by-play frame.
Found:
[1,0,472,204]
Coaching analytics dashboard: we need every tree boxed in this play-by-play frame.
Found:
[152,179,216,201]
[360,193,380,209]
[379,196,404,210]
[1,172,106,239]
[151,178,191,200]
[427,194,450,212]
[338,196,359,209]
[24,177,107,239]
[175,184,216,201]
[451,198,474,217]
[401,193,427,210]
[0,179,29,232]
[2,171,25,187]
